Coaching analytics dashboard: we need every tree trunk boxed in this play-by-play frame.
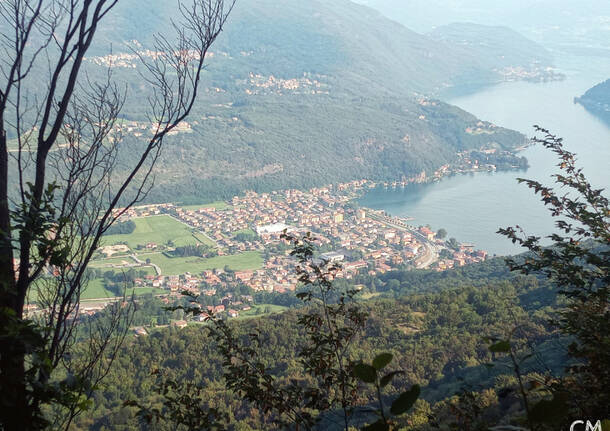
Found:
[0,126,31,431]
[0,350,29,430]
[0,128,14,291]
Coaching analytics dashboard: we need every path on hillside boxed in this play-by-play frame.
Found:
[91,254,161,275]
[131,254,162,275]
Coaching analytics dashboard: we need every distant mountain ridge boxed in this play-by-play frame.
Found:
[32,0,549,203]
[354,0,610,52]
[428,23,553,70]
[100,0,557,97]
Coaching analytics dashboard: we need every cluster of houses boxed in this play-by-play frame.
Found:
[22,179,492,326]
[436,248,488,271]
[243,72,329,96]
[98,118,194,143]
[109,180,489,298]
[131,260,300,296]
[496,65,564,82]
[85,48,225,69]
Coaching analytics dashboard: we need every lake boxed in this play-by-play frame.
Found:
[359,56,610,256]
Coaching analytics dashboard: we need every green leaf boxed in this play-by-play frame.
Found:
[372,353,393,370]
[77,398,93,411]
[363,419,390,431]
[390,384,420,415]
[380,371,403,388]
[488,340,511,353]
[353,363,377,383]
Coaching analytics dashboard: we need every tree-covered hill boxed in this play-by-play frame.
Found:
[99,0,556,97]
[575,79,610,125]
[15,0,548,203]
[113,96,527,203]
[428,23,554,76]
[72,258,564,430]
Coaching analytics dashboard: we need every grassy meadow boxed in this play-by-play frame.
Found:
[180,201,230,211]
[146,251,263,276]
[100,215,215,249]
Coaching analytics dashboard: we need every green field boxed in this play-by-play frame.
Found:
[359,292,381,300]
[147,251,263,275]
[238,304,288,318]
[28,278,166,303]
[232,228,256,237]
[101,215,215,249]
[87,261,158,276]
[27,278,109,303]
[192,232,216,247]
[188,304,289,324]
[124,287,167,297]
[89,256,138,267]
[115,266,157,276]
[32,278,116,302]
[81,279,115,299]
[180,201,229,211]
[81,281,166,300]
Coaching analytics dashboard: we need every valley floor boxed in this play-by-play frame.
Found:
[26,179,490,323]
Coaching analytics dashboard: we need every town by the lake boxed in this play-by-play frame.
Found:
[31,179,490,325]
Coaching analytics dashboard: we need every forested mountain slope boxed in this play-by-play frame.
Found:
[429,23,553,71]
[99,0,555,96]
[16,0,549,203]
[575,79,610,125]
[74,258,564,430]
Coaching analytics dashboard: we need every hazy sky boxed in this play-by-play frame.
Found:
[354,0,610,51]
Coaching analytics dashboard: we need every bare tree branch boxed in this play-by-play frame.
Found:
[0,1,235,428]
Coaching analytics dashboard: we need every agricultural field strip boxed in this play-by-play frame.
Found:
[144,251,263,276]
[100,215,215,250]
[163,213,217,247]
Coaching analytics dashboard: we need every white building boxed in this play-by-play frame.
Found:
[255,222,293,235]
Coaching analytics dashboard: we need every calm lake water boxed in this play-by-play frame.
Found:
[359,56,610,255]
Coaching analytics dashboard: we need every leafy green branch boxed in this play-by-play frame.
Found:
[353,352,420,431]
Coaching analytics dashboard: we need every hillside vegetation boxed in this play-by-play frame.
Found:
[99,0,556,96]
[575,78,610,124]
[72,258,563,430]
[12,0,551,204]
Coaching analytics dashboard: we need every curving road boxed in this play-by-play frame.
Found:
[131,254,162,275]
[368,213,439,269]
